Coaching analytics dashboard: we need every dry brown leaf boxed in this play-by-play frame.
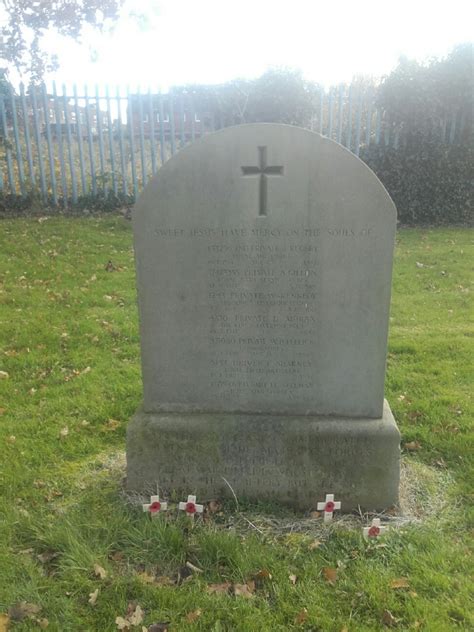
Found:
[105,419,121,431]
[115,616,129,630]
[128,605,144,626]
[289,574,297,585]
[390,578,409,589]
[309,510,321,519]
[0,371,9,379]
[185,609,202,623]
[8,602,41,622]
[88,589,99,606]
[322,567,338,584]
[382,610,398,627]
[93,564,107,580]
[234,581,255,598]
[309,539,322,550]
[404,441,421,451]
[37,618,49,629]
[255,569,272,580]
[294,608,308,625]
[0,614,10,632]
[206,582,231,595]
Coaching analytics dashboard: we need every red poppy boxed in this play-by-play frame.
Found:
[185,502,197,514]
[325,501,335,512]
[150,501,161,513]
[368,525,380,537]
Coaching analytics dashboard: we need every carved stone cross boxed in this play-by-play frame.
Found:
[241,146,284,216]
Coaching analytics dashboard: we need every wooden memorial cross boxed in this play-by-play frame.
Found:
[317,493,341,523]
[363,518,389,539]
[241,146,284,216]
[178,494,204,518]
[142,494,168,517]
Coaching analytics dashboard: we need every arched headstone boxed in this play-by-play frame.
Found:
[127,124,400,510]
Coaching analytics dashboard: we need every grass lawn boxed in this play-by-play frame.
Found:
[0,217,472,631]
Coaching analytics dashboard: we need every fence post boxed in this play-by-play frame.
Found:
[116,86,128,196]
[126,85,138,199]
[30,86,47,200]
[83,85,97,195]
[73,83,87,196]
[19,83,35,188]
[8,84,26,196]
[136,86,148,189]
[95,85,107,196]
[147,89,157,176]
[41,83,58,205]
[105,85,118,196]
[0,96,15,194]
[52,81,68,206]
[62,84,78,204]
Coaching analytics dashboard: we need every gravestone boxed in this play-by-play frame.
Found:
[127,124,400,510]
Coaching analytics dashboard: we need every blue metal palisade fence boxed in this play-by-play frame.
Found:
[0,83,469,207]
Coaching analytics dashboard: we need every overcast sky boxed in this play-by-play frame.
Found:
[37,0,473,91]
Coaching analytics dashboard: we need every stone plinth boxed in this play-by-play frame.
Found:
[127,400,400,511]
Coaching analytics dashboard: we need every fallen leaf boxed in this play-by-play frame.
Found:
[322,567,338,584]
[294,608,308,625]
[309,510,321,519]
[105,419,121,431]
[115,616,129,630]
[289,574,297,584]
[233,581,255,598]
[309,539,322,550]
[185,609,202,623]
[206,582,232,595]
[0,614,10,632]
[37,618,49,629]
[415,261,425,268]
[390,578,409,589]
[110,551,125,562]
[404,441,421,451]
[255,569,272,580]
[0,371,9,379]
[59,427,69,439]
[382,610,398,627]
[8,602,41,621]
[88,589,99,606]
[128,605,144,626]
[94,564,107,580]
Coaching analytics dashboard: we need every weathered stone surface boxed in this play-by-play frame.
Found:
[127,401,400,511]
[128,123,400,509]
[133,124,397,419]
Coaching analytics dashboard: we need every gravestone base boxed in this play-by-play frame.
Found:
[126,400,400,511]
